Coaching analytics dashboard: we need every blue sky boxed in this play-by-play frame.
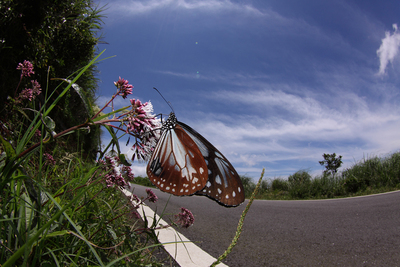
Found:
[95,0,400,180]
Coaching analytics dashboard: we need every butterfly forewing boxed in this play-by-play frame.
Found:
[147,121,208,196]
[178,121,245,207]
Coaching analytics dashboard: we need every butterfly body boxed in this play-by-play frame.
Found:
[147,113,244,207]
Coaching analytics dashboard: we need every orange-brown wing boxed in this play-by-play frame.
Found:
[147,124,208,196]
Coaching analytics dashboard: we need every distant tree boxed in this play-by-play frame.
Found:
[319,153,343,176]
[0,0,104,159]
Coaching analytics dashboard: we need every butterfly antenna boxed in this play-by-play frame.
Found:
[153,87,175,114]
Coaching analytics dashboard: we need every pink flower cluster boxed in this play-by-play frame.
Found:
[16,60,34,77]
[96,77,161,162]
[18,80,42,102]
[126,99,159,135]
[43,153,56,165]
[114,77,133,99]
[98,156,135,188]
[124,99,161,161]
[175,207,195,228]
[145,188,158,202]
[14,61,42,103]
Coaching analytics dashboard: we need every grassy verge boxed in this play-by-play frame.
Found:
[241,152,400,200]
[131,176,156,188]
[0,58,179,266]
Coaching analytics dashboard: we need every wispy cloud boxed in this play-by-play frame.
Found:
[96,1,400,178]
[148,62,400,176]
[377,24,400,75]
[105,0,264,16]
[180,85,400,176]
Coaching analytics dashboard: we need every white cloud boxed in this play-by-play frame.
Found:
[146,63,400,177]
[130,163,148,177]
[183,87,400,176]
[98,85,400,178]
[377,24,400,75]
[105,0,263,16]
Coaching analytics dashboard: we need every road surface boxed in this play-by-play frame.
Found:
[130,184,400,266]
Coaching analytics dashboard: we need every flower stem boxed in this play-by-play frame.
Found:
[210,168,265,267]
[15,118,121,160]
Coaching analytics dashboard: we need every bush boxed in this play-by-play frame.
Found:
[133,176,156,187]
[241,175,256,198]
[343,175,362,193]
[288,170,311,198]
[309,173,344,198]
[271,178,289,192]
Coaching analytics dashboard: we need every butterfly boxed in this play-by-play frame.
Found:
[146,112,245,207]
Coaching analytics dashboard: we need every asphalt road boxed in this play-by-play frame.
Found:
[130,184,400,266]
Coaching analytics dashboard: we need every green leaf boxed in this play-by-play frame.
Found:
[0,135,16,160]
[119,154,131,166]
[104,125,121,155]
[43,115,56,142]
[41,230,69,238]
[107,226,118,241]
[25,109,57,141]
[53,78,93,117]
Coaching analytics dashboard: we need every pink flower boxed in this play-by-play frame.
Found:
[18,88,34,101]
[16,60,34,77]
[34,129,41,138]
[31,80,41,96]
[97,155,139,188]
[17,80,41,102]
[145,189,158,203]
[43,153,56,165]
[175,208,194,228]
[125,100,161,161]
[121,165,135,182]
[114,77,133,99]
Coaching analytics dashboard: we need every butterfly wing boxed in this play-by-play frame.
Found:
[147,124,208,196]
[177,121,245,207]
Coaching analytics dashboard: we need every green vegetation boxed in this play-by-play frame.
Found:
[1,0,104,159]
[132,176,157,188]
[0,1,263,265]
[241,152,400,200]
[3,2,399,265]
[0,56,179,266]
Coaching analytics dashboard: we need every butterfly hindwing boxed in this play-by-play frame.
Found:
[177,121,245,207]
[147,122,208,196]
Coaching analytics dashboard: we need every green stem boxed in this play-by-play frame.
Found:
[15,118,122,160]
[211,168,265,267]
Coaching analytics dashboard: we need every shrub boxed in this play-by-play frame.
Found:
[241,175,256,198]
[271,178,289,192]
[343,175,362,193]
[132,176,156,187]
[309,173,344,198]
[288,170,311,198]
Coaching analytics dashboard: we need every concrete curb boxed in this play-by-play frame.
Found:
[121,188,228,267]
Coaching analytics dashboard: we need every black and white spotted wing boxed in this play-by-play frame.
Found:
[177,120,245,207]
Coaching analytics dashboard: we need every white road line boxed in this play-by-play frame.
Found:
[121,188,228,267]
